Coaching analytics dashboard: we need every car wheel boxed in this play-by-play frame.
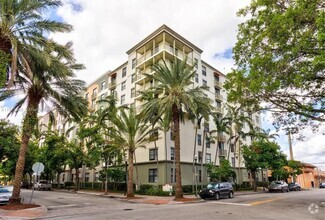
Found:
[214,193,220,200]
[229,191,234,199]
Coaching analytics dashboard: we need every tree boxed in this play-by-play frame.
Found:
[207,158,236,182]
[112,107,150,197]
[212,114,229,165]
[65,141,89,192]
[141,58,212,200]
[0,0,72,87]
[1,43,87,204]
[242,140,287,191]
[225,0,325,128]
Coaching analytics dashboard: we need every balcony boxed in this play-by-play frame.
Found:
[218,134,226,142]
[215,106,223,114]
[108,81,116,89]
[219,149,227,157]
[214,80,222,88]
[135,71,155,84]
[136,43,193,69]
[136,104,143,114]
[91,94,97,100]
[215,94,223,101]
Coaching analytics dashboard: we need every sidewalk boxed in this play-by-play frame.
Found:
[0,189,266,219]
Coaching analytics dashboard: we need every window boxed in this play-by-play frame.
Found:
[170,147,175,160]
[170,168,176,183]
[206,137,210,148]
[215,88,220,95]
[203,80,207,87]
[149,129,159,140]
[149,169,157,183]
[230,144,234,152]
[121,81,126,91]
[93,88,97,96]
[85,93,89,100]
[131,88,135,98]
[62,174,65,182]
[101,81,106,91]
[131,74,136,83]
[132,58,136,69]
[122,67,127,77]
[204,124,209,132]
[194,58,198,68]
[85,173,90,182]
[170,130,174,140]
[149,149,158,161]
[231,157,235,167]
[198,134,202,146]
[214,75,220,82]
[91,100,96,108]
[198,151,202,163]
[202,66,206,76]
[111,90,117,97]
[195,73,199,83]
[206,154,211,163]
[175,48,178,56]
[95,172,99,182]
[100,94,105,100]
[155,44,159,54]
[120,95,125,105]
[255,116,259,124]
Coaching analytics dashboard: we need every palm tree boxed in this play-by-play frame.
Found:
[1,44,87,204]
[141,58,212,199]
[187,99,211,192]
[0,0,72,87]
[112,107,150,197]
[212,114,229,164]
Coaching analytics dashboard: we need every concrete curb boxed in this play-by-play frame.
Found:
[0,205,47,220]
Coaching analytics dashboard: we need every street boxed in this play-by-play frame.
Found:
[21,189,325,220]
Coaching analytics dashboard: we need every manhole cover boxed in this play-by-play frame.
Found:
[123,208,133,211]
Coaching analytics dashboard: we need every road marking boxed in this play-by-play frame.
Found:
[47,204,78,210]
[211,201,251,206]
[249,198,279,206]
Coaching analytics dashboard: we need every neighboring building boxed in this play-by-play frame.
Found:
[40,25,261,187]
[295,163,325,189]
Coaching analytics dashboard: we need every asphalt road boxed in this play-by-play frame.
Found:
[21,189,325,220]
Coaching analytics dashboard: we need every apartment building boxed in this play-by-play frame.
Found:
[40,25,261,187]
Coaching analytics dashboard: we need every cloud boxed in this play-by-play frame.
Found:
[51,0,250,84]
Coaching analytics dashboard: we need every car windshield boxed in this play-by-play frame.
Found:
[206,183,219,189]
[271,181,282,186]
[0,188,10,193]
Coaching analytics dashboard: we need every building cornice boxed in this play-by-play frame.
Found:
[126,24,203,55]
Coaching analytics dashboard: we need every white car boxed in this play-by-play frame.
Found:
[0,187,12,204]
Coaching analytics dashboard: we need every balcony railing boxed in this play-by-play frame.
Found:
[214,80,222,88]
[91,94,97,100]
[215,94,223,100]
[108,81,116,89]
[219,149,227,157]
[136,43,193,67]
[215,106,222,114]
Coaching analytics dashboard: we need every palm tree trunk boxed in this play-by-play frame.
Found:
[134,152,139,191]
[214,138,219,165]
[154,138,159,187]
[10,95,41,204]
[173,105,183,200]
[201,129,206,188]
[192,126,198,193]
[104,164,108,195]
[127,149,134,197]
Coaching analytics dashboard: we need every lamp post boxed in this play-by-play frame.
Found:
[194,154,198,197]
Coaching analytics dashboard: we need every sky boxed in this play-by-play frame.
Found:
[0,0,324,169]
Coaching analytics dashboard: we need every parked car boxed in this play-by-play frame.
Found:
[269,181,289,193]
[199,182,234,200]
[0,187,12,204]
[288,182,301,191]
[320,183,325,188]
[34,181,52,191]
[21,181,31,189]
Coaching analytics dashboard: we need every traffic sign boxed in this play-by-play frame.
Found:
[32,162,44,175]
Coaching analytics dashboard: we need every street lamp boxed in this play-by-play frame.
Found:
[194,154,198,197]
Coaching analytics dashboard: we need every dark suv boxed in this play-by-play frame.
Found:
[199,182,234,200]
